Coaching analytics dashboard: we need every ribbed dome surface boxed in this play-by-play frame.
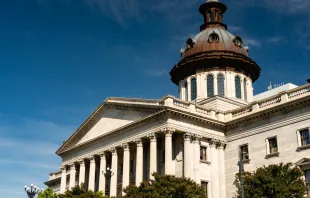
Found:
[183,27,248,58]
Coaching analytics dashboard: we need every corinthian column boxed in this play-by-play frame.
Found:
[122,144,130,194]
[98,153,106,193]
[110,149,118,197]
[79,160,85,186]
[149,134,157,179]
[88,156,96,191]
[135,140,143,185]
[183,133,193,178]
[69,164,76,188]
[210,139,219,198]
[60,166,67,193]
[193,136,201,184]
[218,142,226,198]
[163,127,174,175]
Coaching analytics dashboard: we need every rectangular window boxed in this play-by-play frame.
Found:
[200,147,207,161]
[305,170,310,195]
[300,129,310,146]
[201,181,208,198]
[240,145,249,161]
[269,138,278,153]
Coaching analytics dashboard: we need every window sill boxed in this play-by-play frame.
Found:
[200,160,211,165]
[241,159,250,164]
[297,144,310,151]
[265,152,280,159]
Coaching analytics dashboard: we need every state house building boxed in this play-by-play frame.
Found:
[45,0,310,197]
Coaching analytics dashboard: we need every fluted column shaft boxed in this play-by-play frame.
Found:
[60,167,67,193]
[183,133,193,178]
[218,144,226,198]
[69,164,76,188]
[149,135,157,179]
[122,144,130,194]
[110,150,118,197]
[79,161,85,186]
[98,154,106,193]
[135,141,143,185]
[88,157,96,191]
[210,141,219,198]
[165,131,173,175]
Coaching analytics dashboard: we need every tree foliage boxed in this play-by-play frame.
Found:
[235,163,307,198]
[38,188,57,198]
[123,173,206,198]
[58,184,108,198]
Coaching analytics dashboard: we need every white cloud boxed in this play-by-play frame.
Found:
[244,37,261,47]
[144,68,168,77]
[267,36,287,43]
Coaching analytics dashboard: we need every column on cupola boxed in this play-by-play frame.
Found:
[164,128,174,175]
[149,134,157,179]
[135,140,143,185]
[196,73,202,99]
[193,136,201,184]
[183,133,193,179]
[69,164,76,188]
[122,144,130,194]
[60,166,67,193]
[210,139,220,198]
[110,149,118,197]
[98,153,106,193]
[218,142,226,198]
[79,160,86,186]
[241,77,245,100]
[88,156,96,191]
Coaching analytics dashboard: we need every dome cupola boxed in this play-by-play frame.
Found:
[170,0,261,105]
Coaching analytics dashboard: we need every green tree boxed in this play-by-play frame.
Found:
[123,173,206,198]
[58,184,108,198]
[38,188,57,198]
[235,163,307,198]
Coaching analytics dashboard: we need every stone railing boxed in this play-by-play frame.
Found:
[172,98,190,109]
[49,171,62,180]
[225,84,310,121]
[288,84,310,99]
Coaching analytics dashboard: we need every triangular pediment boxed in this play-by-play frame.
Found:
[57,98,163,155]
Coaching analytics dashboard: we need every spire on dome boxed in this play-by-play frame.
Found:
[199,0,227,31]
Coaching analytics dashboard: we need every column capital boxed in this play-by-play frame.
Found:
[217,141,227,149]
[162,127,175,136]
[122,143,130,151]
[78,159,85,165]
[148,133,157,142]
[193,134,202,143]
[209,139,219,147]
[60,165,67,172]
[88,156,96,162]
[110,148,118,155]
[135,140,143,147]
[70,163,76,169]
[98,151,106,158]
[184,132,192,141]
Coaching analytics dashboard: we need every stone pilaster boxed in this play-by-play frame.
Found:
[210,139,219,198]
[135,140,143,185]
[193,135,201,184]
[162,127,175,175]
[218,142,226,198]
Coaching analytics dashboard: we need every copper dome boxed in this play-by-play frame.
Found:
[182,27,249,59]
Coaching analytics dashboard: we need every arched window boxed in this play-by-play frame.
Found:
[217,74,225,97]
[244,78,247,100]
[191,77,197,100]
[214,10,218,21]
[235,76,242,99]
[185,82,188,101]
[207,75,214,97]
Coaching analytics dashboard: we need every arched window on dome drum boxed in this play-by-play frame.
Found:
[214,10,218,22]
[191,77,197,100]
[207,11,212,22]
[235,76,242,99]
[207,75,214,97]
[217,74,225,97]
[185,82,188,101]
[244,78,247,100]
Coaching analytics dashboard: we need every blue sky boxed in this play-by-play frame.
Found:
[0,0,310,197]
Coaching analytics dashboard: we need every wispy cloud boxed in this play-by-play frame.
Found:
[143,68,168,77]
[244,37,261,47]
[267,36,287,43]
[229,25,243,34]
